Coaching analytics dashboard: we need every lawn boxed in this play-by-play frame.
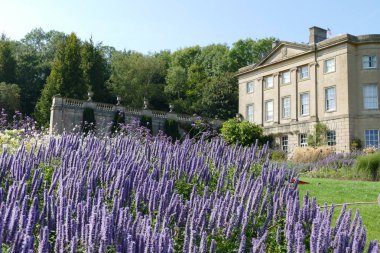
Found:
[298,177,380,243]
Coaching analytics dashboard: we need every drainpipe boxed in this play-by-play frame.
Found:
[261,78,264,126]
[314,43,319,122]
[295,68,298,122]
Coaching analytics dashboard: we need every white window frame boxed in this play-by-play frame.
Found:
[246,81,254,93]
[264,76,273,89]
[246,104,254,123]
[282,96,291,119]
[281,70,291,84]
[325,86,336,112]
[265,100,274,122]
[365,129,379,148]
[363,84,379,109]
[299,65,309,79]
[281,135,288,153]
[326,130,336,146]
[324,58,335,73]
[299,134,308,147]
[300,92,309,116]
[362,55,377,69]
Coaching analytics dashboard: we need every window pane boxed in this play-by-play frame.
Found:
[247,81,254,93]
[264,76,273,88]
[325,59,335,73]
[282,97,290,118]
[282,71,290,84]
[247,104,254,122]
[325,87,336,111]
[265,100,273,121]
[363,56,377,69]
[327,130,336,146]
[300,93,309,115]
[365,129,379,148]
[299,134,308,147]
[300,66,309,79]
[363,84,378,109]
[281,136,288,152]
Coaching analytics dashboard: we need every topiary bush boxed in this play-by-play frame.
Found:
[82,107,96,134]
[140,115,152,132]
[111,110,126,134]
[164,119,180,140]
[355,152,380,181]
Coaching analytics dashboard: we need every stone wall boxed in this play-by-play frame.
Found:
[49,96,222,135]
[265,116,351,154]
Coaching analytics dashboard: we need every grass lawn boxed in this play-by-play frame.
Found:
[298,177,380,243]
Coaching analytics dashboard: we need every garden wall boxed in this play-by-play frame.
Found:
[49,95,222,135]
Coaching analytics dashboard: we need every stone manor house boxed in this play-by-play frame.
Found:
[238,26,380,153]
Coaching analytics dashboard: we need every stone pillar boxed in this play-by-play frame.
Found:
[49,95,64,135]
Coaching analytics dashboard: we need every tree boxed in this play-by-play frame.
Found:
[229,37,276,71]
[0,40,17,84]
[81,39,113,103]
[196,44,230,76]
[171,46,201,69]
[108,51,167,110]
[15,45,44,115]
[0,82,20,113]
[164,66,187,99]
[21,28,66,82]
[199,73,237,119]
[35,33,86,125]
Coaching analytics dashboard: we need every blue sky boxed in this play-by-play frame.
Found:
[1,0,379,53]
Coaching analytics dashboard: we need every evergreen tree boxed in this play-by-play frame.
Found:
[35,33,86,125]
[0,39,17,84]
[81,39,112,103]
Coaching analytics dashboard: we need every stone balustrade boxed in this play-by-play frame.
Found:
[49,95,222,135]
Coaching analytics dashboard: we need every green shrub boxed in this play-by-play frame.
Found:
[140,115,152,132]
[220,118,264,146]
[351,138,362,151]
[82,108,96,134]
[355,152,380,181]
[164,119,180,140]
[111,110,125,134]
[271,150,287,161]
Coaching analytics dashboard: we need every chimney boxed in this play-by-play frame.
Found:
[309,26,327,44]
[272,40,280,49]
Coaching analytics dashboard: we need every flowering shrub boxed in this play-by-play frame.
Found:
[0,129,23,153]
[363,146,377,154]
[0,109,43,153]
[0,131,377,252]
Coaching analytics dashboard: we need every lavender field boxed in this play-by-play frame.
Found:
[0,130,378,252]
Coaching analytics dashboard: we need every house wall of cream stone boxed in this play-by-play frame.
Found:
[239,32,380,154]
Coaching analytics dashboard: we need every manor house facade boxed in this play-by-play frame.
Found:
[238,26,380,153]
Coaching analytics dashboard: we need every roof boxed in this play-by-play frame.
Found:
[237,33,380,77]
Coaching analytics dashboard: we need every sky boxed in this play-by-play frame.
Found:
[1,0,380,54]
